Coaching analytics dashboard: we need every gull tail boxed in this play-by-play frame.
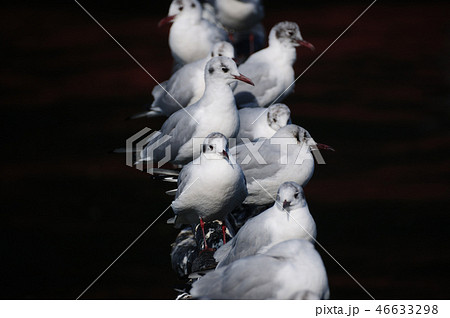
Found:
[166,189,177,196]
[127,108,164,120]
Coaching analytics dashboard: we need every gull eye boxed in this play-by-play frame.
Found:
[218,53,222,56]
[273,118,277,123]
[191,3,196,8]
[294,192,299,199]
[209,145,214,151]
[179,6,183,11]
[222,67,229,73]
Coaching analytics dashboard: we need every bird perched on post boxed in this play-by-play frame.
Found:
[231,124,334,206]
[236,103,292,144]
[138,56,254,165]
[190,239,330,299]
[233,21,315,108]
[169,133,247,250]
[130,41,235,119]
[214,182,316,267]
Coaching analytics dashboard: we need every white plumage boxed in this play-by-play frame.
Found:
[233,21,315,108]
[160,0,228,66]
[140,41,235,118]
[237,103,291,143]
[138,57,253,165]
[232,124,316,205]
[170,132,248,227]
[191,239,329,299]
[215,181,316,267]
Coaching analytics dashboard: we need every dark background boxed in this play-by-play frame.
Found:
[2,0,449,299]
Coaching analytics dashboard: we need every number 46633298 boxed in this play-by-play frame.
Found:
[376,305,438,315]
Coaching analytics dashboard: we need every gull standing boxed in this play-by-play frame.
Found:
[169,133,247,249]
[215,182,316,267]
[131,41,235,118]
[191,239,330,299]
[232,124,333,205]
[237,103,291,144]
[139,57,254,165]
[233,21,315,108]
[159,0,228,66]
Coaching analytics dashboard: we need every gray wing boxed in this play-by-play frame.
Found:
[191,254,283,299]
[140,109,198,162]
[153,66,199,116]
[175,163,195,198]
[234,62,278,107]
[233,140,282,180]
[215,208,273,267]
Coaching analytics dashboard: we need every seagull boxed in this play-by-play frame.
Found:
[159,0,228,66]
[138,56,254,165]
[237,103,291,144]
[130,41,235,119]
[215,181,316,267]
[169,132,247,250]
[233,21,315,108]
[190,239,330,299]
[231,124,333,206]
[213,0,264,33]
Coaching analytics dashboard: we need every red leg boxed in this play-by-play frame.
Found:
[249,32,255,55]
[199,217,208,250]
[221,224,227,244]
[228,32,234,43]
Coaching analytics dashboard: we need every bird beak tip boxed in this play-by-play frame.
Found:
[233,74,255,86]
[316,143,335,152]
[298,40,315,51]
[158,15,175,27]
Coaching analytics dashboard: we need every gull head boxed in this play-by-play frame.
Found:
[159,0,202,27]
[205,57,254,86]
[267,103,292,131]
[210,41,235,59]
[269,21,315,50]
[273,124,311,145]
[275,181,307,211]
[201,132,230,160]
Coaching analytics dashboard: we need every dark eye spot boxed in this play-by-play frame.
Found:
[288,30,294,36]
[179,6,183,11]
[208,67,214,74]
[218,53,222,56]
[191,3,196,7]
[222,67,229,73]
[273,118,277,123]
[294,193,299,199]
[211,52,214,57]
[209,145,214,151]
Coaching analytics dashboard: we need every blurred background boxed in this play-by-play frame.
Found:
[1,0,449,299]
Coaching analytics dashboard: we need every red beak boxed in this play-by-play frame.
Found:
[283,200,290,209]
[316,143,335,152]
[233,74,254,86]
[298,40,315,51]
[222,150,229,160]
[158,15,176,27]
